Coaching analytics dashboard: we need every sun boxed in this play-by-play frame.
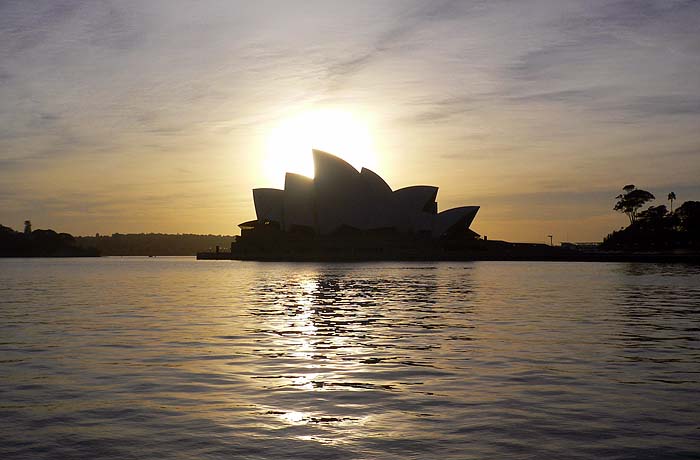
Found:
[264,108,377,186]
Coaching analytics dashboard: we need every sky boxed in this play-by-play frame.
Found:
[1,0,699,243]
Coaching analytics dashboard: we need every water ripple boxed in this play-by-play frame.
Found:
[0,258,699,459]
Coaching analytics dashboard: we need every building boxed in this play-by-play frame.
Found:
[238,149,479,240]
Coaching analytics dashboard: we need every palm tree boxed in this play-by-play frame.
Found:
[668,192,676,212]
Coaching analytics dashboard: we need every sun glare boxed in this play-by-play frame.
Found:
[264,109,377,186]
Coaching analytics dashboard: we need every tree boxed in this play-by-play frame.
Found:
[638,204,669,224]
[667,192,676,212]
[614,185,655,224]
[675,201,700,235]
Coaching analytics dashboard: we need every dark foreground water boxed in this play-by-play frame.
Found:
[1,258,699,459]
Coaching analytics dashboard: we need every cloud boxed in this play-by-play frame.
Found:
[561,0,699,34]
[320,0,482,92]
[1,0,699,239]
[0,0,81,55]
[506,87,615,105]
[621,95,700,117]
[506,34,616,82]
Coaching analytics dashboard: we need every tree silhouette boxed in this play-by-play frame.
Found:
[637,205,669,226]
[603,199,700,250]
[667,192,676,212]
[676,201,700,235]
[614,185,655,224]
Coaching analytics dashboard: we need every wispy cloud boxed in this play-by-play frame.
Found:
[0,0,699,240]
[621,95,700,117]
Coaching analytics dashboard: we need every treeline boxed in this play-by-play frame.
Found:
[0,223,99,257]
[602,185,700,250]
[75,233,236,256]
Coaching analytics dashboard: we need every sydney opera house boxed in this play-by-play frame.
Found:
[233,150,479,258]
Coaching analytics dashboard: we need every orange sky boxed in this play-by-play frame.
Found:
[1,1,699,243]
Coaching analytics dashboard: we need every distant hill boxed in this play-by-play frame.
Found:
[75,233,236,256]
[1,224,99,257]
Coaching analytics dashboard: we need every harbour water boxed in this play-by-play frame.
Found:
[1,258,699,459]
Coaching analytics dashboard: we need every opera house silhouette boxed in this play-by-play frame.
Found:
[243,150,478,236]
[226,150,480,260]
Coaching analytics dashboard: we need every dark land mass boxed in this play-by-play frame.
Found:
[1,224,99,257]
[75,233,236,256]
[199,244,700,263]
[602,200,700,251]
[198,224,699,263]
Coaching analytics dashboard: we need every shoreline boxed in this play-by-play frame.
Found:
[197,242,700,263]
[196,254,700,263]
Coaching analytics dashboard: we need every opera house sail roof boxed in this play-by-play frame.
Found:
[242,149,479,239]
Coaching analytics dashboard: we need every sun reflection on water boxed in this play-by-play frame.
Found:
[280,411,306,424]
[244,264,475,451]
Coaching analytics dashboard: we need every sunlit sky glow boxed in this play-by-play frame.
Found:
[265,108,377,185]
[1,0,699,242]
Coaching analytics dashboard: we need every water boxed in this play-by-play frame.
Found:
[1,258,699,459]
